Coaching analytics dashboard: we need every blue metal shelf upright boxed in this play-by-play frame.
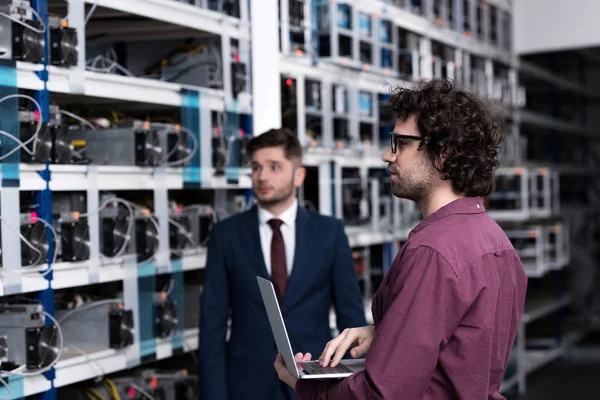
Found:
[30,0,57,398]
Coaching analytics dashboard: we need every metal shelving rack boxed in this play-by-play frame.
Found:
[0,0,597,398]
[1,0,251,398]
[274,0,598,396]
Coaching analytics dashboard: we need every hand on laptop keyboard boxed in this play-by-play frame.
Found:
[297,360,354,375]
[319,326,375,368]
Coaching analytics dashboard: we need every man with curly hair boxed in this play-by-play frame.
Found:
[275,78,528,400]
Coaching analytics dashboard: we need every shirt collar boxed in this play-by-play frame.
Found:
[409,196,485,238]
[258,198,298,227]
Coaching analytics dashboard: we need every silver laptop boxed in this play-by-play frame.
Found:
[257,276,366,379]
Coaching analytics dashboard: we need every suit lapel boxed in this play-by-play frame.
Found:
[239,206,269,280]
[281,206,308,310]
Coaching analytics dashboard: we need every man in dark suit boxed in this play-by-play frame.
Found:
[199,128,366,400]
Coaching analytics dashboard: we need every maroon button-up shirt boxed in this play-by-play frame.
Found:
[296,196,528,400]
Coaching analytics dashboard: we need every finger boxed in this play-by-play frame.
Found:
[319,341,336,367]
[331,332,358,367]
[293,353,306,372]
[319,339,333,362]
[321,330,349,367]
[276,353,286,366]
[302,352,312,362]
[351,340,371,358]
[319,337,339,363]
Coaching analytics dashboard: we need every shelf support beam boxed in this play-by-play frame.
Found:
[67,0,86,93]
[250,0,281,134]
[31,1,57,398]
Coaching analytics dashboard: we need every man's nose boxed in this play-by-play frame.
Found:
[382,147,394,163]
[258,170,269,181]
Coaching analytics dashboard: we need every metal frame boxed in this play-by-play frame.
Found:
[504,226,550,278]
[315,1,357,68]
[528,168,560,218]
[375,15,399,76]
[28,1,58,398]
[545,222,571,271]
[486,167,531,222]
[281,70,390,154]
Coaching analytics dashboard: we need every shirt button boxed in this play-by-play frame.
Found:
[476,204,480,208]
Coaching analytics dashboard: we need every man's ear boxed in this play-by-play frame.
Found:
[294,166,306,187]
[434,152,449,171]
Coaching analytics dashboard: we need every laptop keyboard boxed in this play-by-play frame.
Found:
[297,361,354,375]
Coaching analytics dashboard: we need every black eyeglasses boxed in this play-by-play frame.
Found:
[389,132,422,153]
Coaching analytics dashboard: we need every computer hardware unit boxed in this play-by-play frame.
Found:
[55,302,135,352]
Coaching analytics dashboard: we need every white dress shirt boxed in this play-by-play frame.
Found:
[257,198,298,276]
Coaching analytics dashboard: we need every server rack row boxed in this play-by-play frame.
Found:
[0,0,598,398]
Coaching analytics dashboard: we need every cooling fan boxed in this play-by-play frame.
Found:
[185,205,217,247]
[26,324,59,370]
[167,130,192,166]
[239,137,250,166]
[20,222,49,267]
[342,172,367,226]
[19,120,52,163]
[60,219,90,262]
[148,386,167,400]
[0,336,7,362]
[109,308,135,349]
[231,62,247,97]
[135,128,163,166]
[228,136,251,167]
[50,25,78,66]
[169,215,193,257]
[211,136,227,174]
[155,297,178,339]
[135,215,159,262]
[175,377,198,400]
[101,215,131,258]
[11,20,44,62]
[51,124,75,164]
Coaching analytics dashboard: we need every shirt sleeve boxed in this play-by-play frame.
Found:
[296,246,468,400]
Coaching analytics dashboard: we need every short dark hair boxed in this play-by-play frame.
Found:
[388,78,505,197]
[246,128,303,162]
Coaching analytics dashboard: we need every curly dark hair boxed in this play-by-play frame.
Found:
[388,78,505,197]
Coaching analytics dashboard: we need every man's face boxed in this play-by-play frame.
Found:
[251,146,305,207]
[382,116,439,202]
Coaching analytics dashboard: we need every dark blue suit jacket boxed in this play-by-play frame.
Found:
[199,205,366,400]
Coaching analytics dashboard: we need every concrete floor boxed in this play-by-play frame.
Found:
[506,332,600,399]
[505,360,600,399]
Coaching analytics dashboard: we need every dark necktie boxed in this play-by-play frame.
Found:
[268,218,287,302]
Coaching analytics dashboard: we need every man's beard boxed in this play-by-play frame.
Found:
[390,160,437,204]
[391,179,433,203]
[256,177,296,207]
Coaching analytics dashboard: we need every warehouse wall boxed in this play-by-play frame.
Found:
[514,0,600,54]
